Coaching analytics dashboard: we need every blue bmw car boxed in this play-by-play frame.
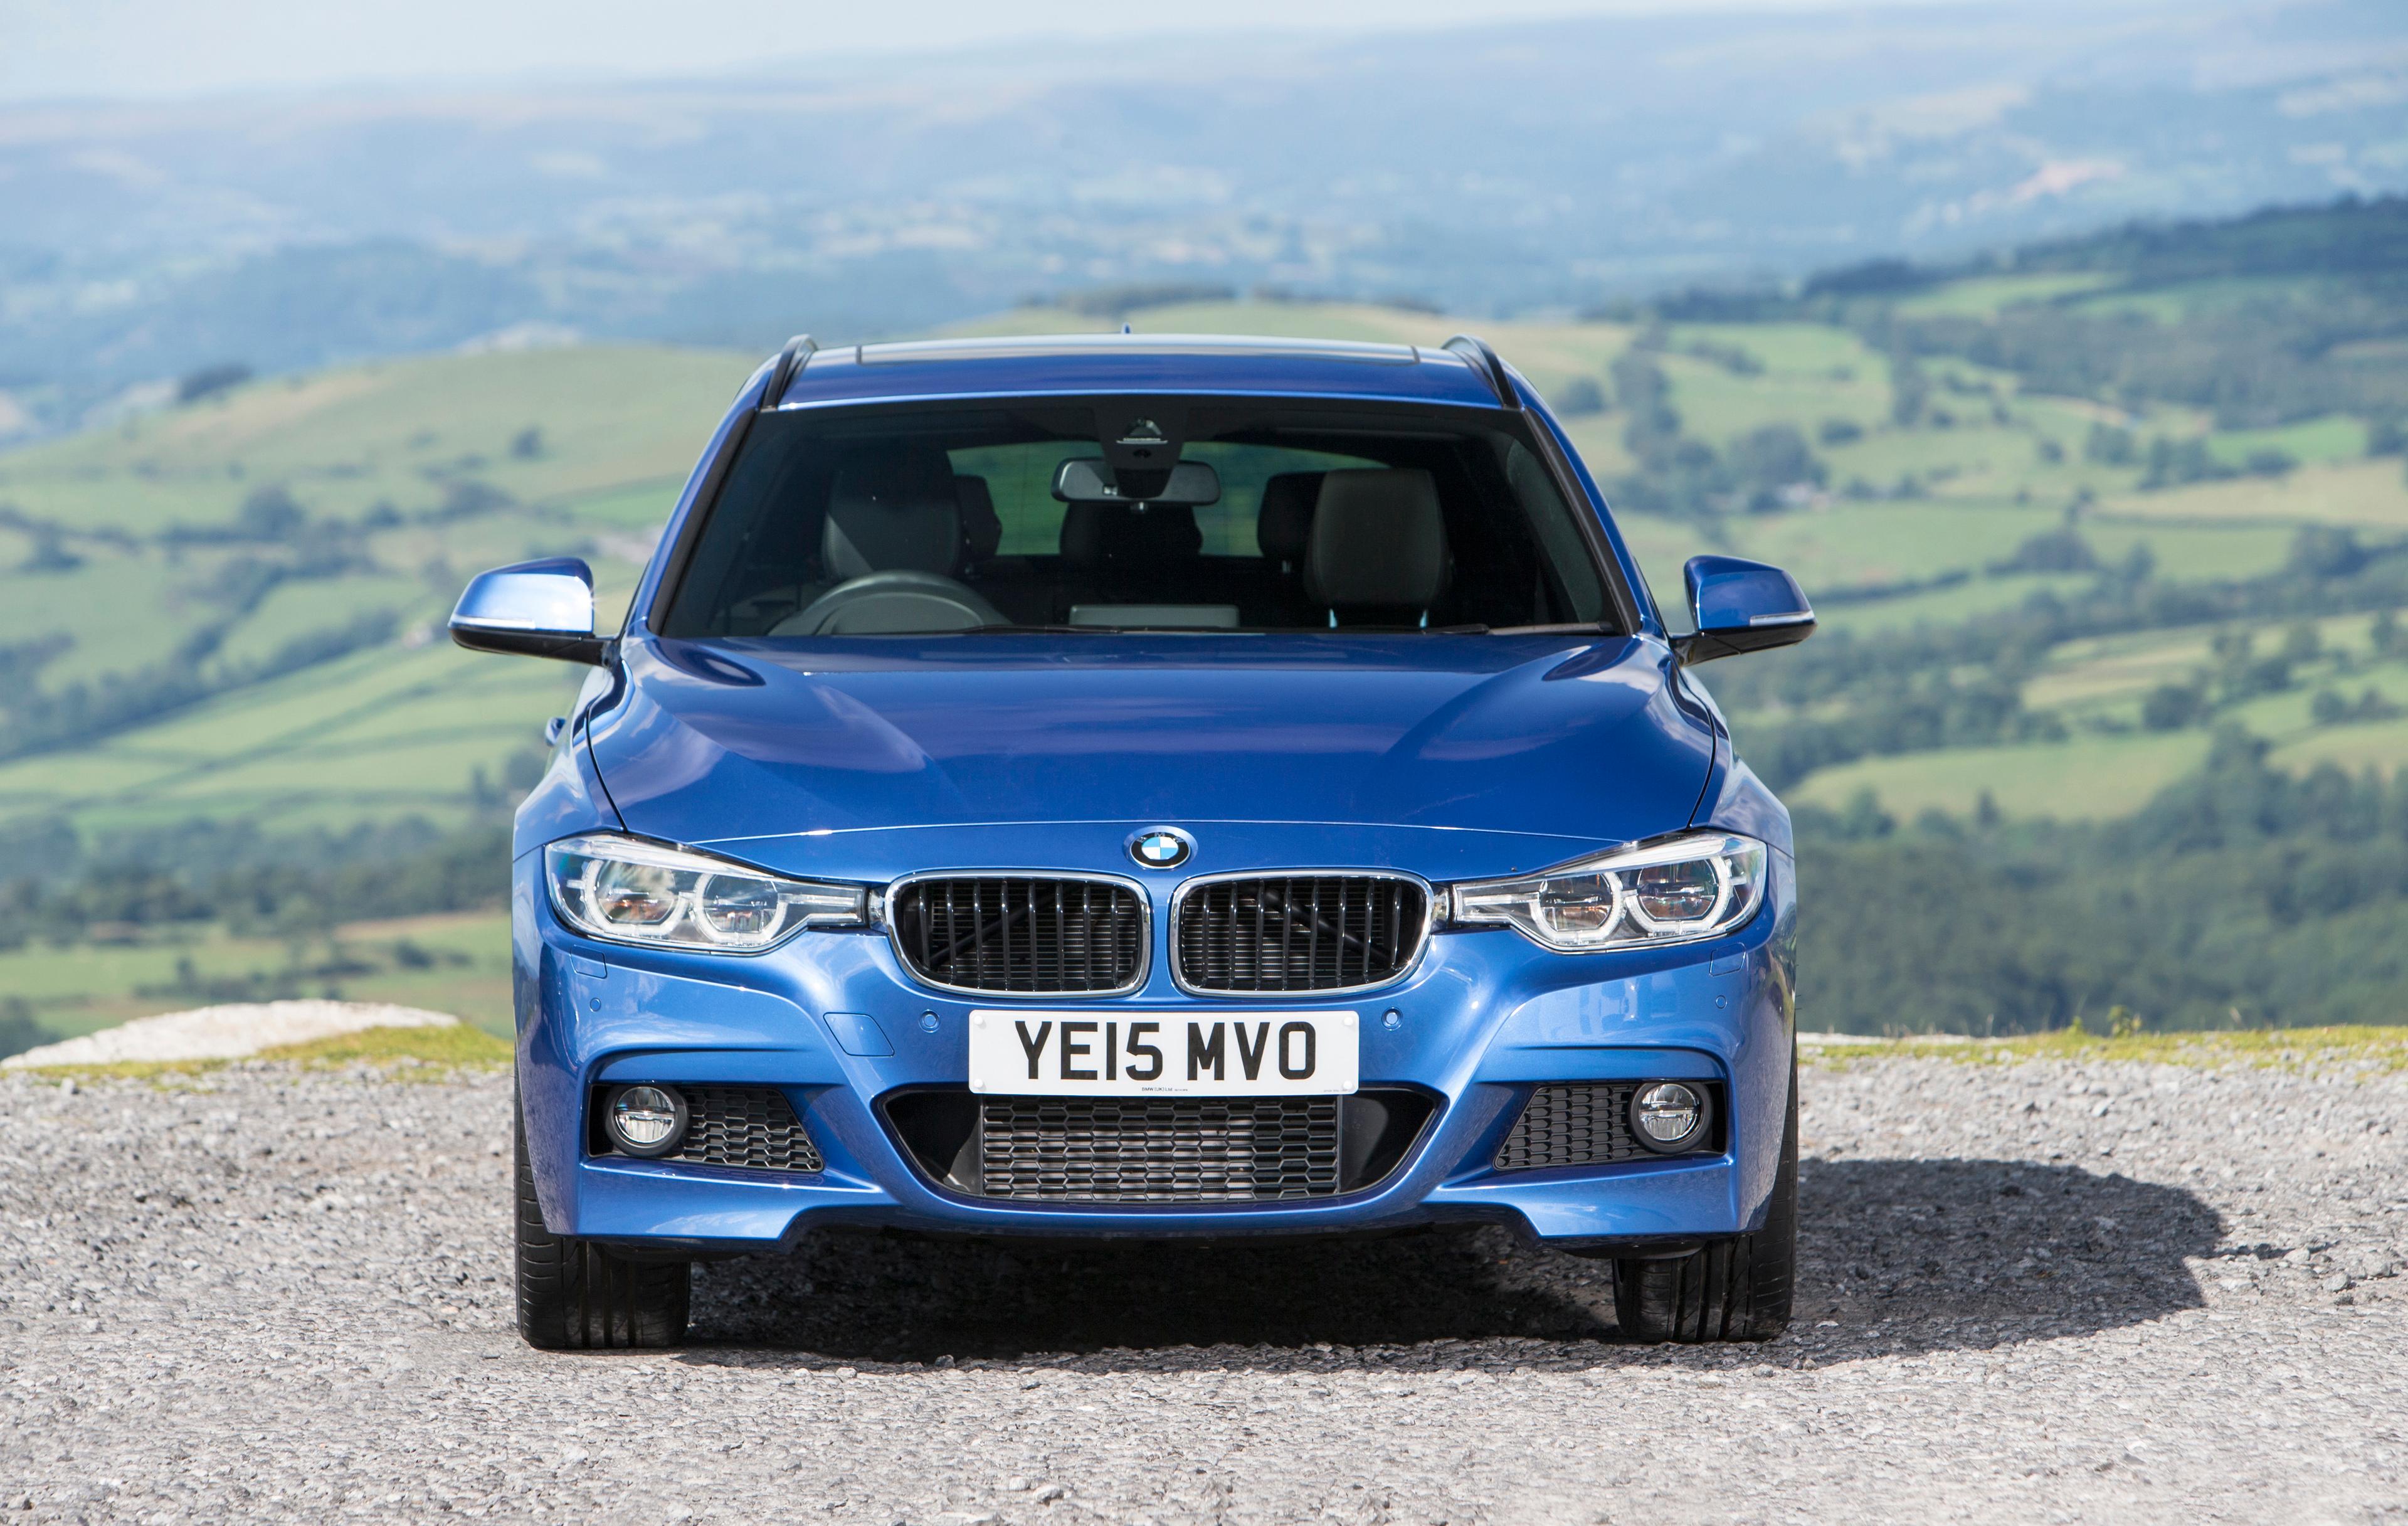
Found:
[450,332,1814,1349]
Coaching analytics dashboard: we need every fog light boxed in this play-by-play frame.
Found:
[605,1085,688,1158]
[1631,1081,1709,1153]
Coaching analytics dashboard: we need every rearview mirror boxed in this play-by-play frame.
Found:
[449,557,610,665]
[1051,457,1221,506]
[1673,554,1814,665]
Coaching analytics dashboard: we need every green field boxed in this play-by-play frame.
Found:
[1889,271,2120,319]
[1788,731,2216,822]
[0,346,750,536]
[0,909,514,1039]
[2101,458,2408,529]
[0,345,746,838]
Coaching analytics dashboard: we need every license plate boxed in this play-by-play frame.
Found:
[967,1010,1359,1097]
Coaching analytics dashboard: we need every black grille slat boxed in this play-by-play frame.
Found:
[976,1096,1341,1202]
[672,1086,823,1173]
[1175,875,1427,993]
[893,877,1144,995]
[1495,1083,1645,1171]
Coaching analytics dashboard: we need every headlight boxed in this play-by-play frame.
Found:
[545,834,867,952]
[1448,832,1766,953]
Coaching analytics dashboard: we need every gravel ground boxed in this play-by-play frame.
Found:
[3,1052,2404,1524]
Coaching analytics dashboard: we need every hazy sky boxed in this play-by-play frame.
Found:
[1,0,1977,102]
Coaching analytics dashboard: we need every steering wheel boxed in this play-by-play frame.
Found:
[768,570,1006,635]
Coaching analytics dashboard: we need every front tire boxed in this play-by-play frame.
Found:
[515,1092,690,1349]
[1612,1061,1797,1343]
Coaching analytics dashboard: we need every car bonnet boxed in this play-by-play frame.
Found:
[581,633,1716,878]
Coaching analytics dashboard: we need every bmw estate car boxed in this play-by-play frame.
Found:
[450,332,1814,1348]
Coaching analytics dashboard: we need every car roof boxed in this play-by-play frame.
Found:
[766,332,1513,411]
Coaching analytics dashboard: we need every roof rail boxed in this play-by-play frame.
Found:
[759,333,818,411]
[1442,334,1520,410]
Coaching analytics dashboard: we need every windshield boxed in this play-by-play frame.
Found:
[657,398,1619,637]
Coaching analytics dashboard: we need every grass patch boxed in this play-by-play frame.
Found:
[11,1022,511,1085]
[1724,500,2060,591]
[2269,715,2408,780]
[2101,458,2408,530]
[2205,414,2368,470]
[257,1022,512,1072]
[11,1057,236,1084]
[1804,1025,2408,1073]
[1787,729,2215,822]
[1891,272,2118,319]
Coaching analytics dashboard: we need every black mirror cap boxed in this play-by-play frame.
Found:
[1671,617,1815,665]
[449,623,616,665]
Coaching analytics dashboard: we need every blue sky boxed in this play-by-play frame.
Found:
[1,0,1982,102]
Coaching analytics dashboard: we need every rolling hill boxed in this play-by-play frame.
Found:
[3,199,2404,1040]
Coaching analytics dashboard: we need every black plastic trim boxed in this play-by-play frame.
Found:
[586,1081,825,1174]
[759,333,818,413]
[1545,1236,1710,1261]
[449,625,615,666]
[1442,334,1521,409]
[1517,398,1646,637]
[1492,1081,1726,1172]
[644,370,778,637]
[1670,619,1816,667]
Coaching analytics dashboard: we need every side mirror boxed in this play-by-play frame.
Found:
[449,558,610,665]
[1672,554,1814,665]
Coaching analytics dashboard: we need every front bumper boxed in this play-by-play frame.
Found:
[510,849,1797,1254]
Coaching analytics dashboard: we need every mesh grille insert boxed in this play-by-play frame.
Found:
[672,1086,823,1173]
[1494,1083,1648,1172]
[891,877,1146,995]
[977,1096,1341,1202]
[1173,876,1427,993]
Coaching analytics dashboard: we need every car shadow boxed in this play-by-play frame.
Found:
[683,1157,2220,1370]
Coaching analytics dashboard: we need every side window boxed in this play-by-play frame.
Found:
[1505,441,1607,623]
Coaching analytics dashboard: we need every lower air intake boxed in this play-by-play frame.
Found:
[977,1096,1341,1202]
[672,1086,824,1173]
[1495,1083,1650,1171]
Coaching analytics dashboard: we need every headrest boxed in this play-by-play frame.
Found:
[1304,468,1450,613]
[822,446,961,581]
[1256,471,1324,565]
[1059,502,1203,568]
[954,475,1002,563]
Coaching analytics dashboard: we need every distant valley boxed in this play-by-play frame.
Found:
[3,0,2406,438]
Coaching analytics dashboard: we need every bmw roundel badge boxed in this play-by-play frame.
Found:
[1129,827,1193,870]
